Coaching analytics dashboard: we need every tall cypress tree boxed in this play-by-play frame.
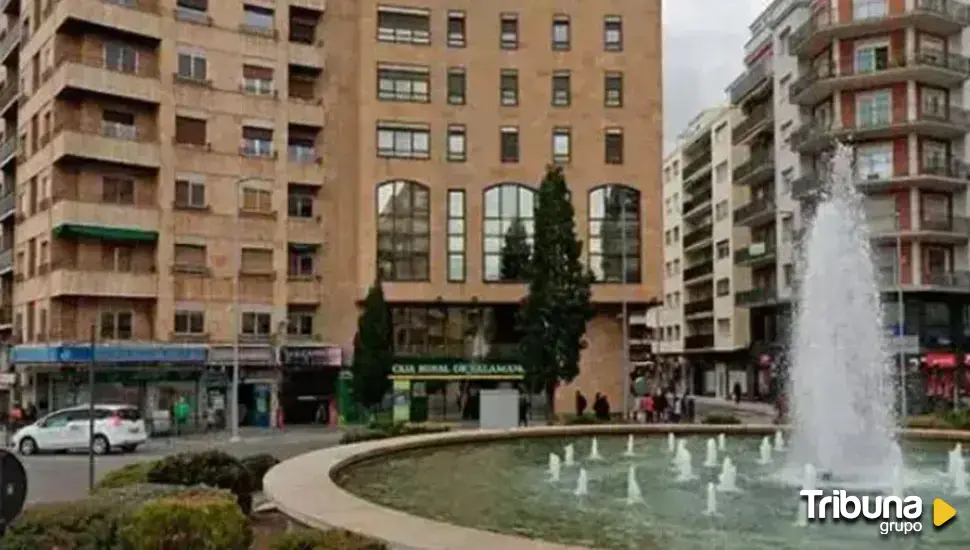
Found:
[351,277,394,412]
[518,166,594,415]
[500,218,531,281]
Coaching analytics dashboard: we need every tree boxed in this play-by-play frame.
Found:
[500,218,531,281]
[351,277,394,412]
[517,165,594,416]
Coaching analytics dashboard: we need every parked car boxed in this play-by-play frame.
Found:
[11,404,148,456]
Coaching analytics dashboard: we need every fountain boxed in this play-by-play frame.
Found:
[573,468,589,497]
[703,438,718,468]
[717,433,727,452]
[716,457,738,492]
[548,453,561,482]
[890,465,903,498]
[624,434,635,457]
[757,436,773,465]
[625,465,643,504]
[667,432,676,453]
[794,463,818,527]
[564,444,575,467]
[787,144,899,484]
[702,482,718,516]
[953,452,968,496]
[673,446,694,482]
[947,444,964,478]
[589,437,603,460]
[773,431,785,452]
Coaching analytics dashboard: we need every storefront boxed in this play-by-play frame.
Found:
[207,345,278,428]
[279,344,342,425]
[922,352,970,403]
[9,343,208,432]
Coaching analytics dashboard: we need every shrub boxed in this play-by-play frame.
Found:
[2,498,125,550]
[270,528,387,550]
[339,423,449,445]
[702,414,742,425]
[241,453,280,492]
[120,491,251,550]
[94,461,156,492]
[147,450,255,513]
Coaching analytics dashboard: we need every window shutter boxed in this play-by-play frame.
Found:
[242,64,274,80]
[174,117,206,146]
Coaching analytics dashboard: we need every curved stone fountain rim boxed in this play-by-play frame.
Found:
[263,424,970,550]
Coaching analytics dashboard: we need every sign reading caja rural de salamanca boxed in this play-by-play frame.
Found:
[391,362,525,377]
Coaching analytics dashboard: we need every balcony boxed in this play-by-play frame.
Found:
[682,261,713,282]
[49,264,157,298]
[53,51,160,104]
[923,270,970,290]
[791,171,819,199]
[0,305,10,327]
[684,298,714,316]
[732,149,774,187]
[0,247,11,273]
[912,216,970,242]
[729,58,772,105]
[0,25,19,63]
[682,152,712,183]
[789,3,970,60]
[0,81,18,116]
[288,277,322,304]
[49,199,160,238]
[736,287,779,307]
[0,135,14,166]
[682,189,711,215]
[732,103,773,145]
[52,119,160,169]
[0,192,13,221]
[683,224,712,249]
[684,334,714,350]
[56,0,162,41]
[735,241,777,267]
[734,196,776,227]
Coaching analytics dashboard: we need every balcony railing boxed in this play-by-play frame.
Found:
[0,135,15,163]
[682,152,711,182]
[923,270,970,288]
[0,247,11,272]
[918,104,970,127]
[288,146,317,163]
[923,157,970,179]
[0,81,17,111]
[734,197,776,223]
[55,118,155,142]
[682,261,713,282]
[683,224,713,248]
[684,334,714,350]
[682,189,711,214]
[0,192,13,217]
[684,298,714,316]
[732,149,774,183]
[790,119,833,151]
[0,26,20,61]
[736,287,778,306]
[735,241,777,264]
[729,58,772,105]
[732,103,773,144]
[56,50,160,78]
[791,171,819,198]
[919,216,970,233]
[788,65,834,101]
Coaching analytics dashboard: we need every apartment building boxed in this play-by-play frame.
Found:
[659,106,751,396]
[0,0,18,407]
[4,0,662,421]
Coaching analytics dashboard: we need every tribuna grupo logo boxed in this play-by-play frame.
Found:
[800,489,923,536]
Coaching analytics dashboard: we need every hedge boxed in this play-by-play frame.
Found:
[119,491,251,550]
[269,528,387,550]
[241,453,280,492]
[146,450,256,513]
[339,422,450,445]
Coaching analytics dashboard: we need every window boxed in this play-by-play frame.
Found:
[174,243,207,271]
[175,177,206,208]
[287,129,317,162]
[102,176,134,205]
[242,64,273,95]
[588,185,640,283]
[603,16,622,51]
[715,200,728,221]
[377,65,430,102]
[921,87,947,119]
[921,139,948,171]
[604,128,623,164]
[377,123,430,159]
[782,217,794,242]
[174,116,206,146]
[288,246,316,276]
[855,142,892,180]
[500,126,519,163]
[287,309,314,337]
[500,69,518,106]
[241,312,272,336]
[717,318,731,335]
[241,186,273,213]
[605,72,623,107]
[99,311,133,340]
[484,184,535,281]
[176,0,209,20]
[784,264,795,288]
[713,123,727,144]
[241,126,274,157]
[552,127,571,164]
[104,42,136,73]
[716,239,730,258]
[447,68,466,104]
[377,180,430,281]
[552,15,570,50]
[176,49,207,81]
[447,11,466,47]
[447,190,465,282]
[716,278,730,296]
[446,125,466,162]
[101,110,135,140]
[854,40,889,73]
[714,162,728,185]
[552,71,570,106]
[240,247,273,273]
[288,185,315,218]
[376,10,431,45]
[864,195,897,231]
[174,310,205,335]
[919,34,945,63]
[242,4,275,34]
[853,0,888,20]
[500,13,518,49]
[921,192,950,224]
[102,244,133,272]
[289,12,318,44]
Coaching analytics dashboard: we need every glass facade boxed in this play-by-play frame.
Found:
[588,185,640,283]
[376,180,430,281]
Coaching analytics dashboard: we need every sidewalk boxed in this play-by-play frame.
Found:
[150,425,342,448]
[693,396,776,415]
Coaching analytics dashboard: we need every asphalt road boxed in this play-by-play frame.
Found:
[17,428,343,505]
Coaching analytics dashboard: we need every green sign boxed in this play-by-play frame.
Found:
[390,362,525,378]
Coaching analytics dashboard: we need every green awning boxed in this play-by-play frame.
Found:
[53,224,158,243]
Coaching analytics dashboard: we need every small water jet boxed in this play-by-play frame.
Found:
[564,444,575,467]
[625,465,643,504]
[757,436,773,465]
[718,433,726,452]
[703,482,718,516]
[589,437,603,460]
[716,457,739,492]
[668,433,676,453]
[774,431,785,453]
[624,434,636,457]
[953,452,968,497]
[703,438,718,468]
[573,468,589,496]
[794,463,817,527]
[674,446,695,482]
[890,465,903,498]
[548,453,561,482]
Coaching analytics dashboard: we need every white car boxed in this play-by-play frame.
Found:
[11,404,148,456]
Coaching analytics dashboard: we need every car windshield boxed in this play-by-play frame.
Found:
[115,408,142,421]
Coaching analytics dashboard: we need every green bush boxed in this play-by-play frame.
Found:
[120,491,251,550]
[702,413,742,425]
[146,450,255,513]
[270,528,387,550]
[908,411,970,430]
[340,423,449,445]
[2,498,125,550]
[241,453,280,492]
[94,461,156,492]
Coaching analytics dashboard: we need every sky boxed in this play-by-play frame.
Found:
[662,0,773,154]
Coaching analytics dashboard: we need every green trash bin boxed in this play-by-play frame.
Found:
[410,382,429,423]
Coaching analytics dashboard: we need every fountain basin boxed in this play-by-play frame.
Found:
[265,425,970,550]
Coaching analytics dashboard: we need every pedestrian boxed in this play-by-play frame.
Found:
[671,393,682,423]
[654,389,667,423]
[733,382,742,404]
[518,392,530,427]
[575,390,587,417]
[644,393,655,423]
[276,394,285,432]
[173,396,190,436]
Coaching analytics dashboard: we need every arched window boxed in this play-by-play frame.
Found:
[376,180,430,281]
[483,183,535,281]
[588,185,640,283]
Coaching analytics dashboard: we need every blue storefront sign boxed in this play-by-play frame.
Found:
[11,344,208,364]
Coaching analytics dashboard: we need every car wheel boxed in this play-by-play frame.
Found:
[91,435,110,455]
[18,437,37,456]
[120,444,137,453]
